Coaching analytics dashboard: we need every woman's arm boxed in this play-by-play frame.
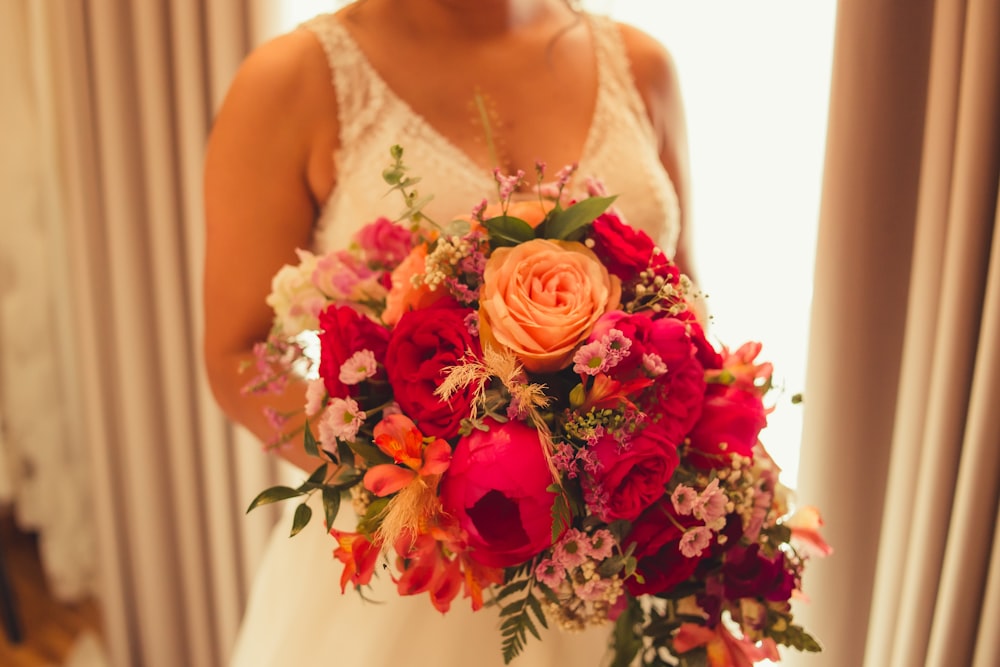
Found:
[203,29,337,471]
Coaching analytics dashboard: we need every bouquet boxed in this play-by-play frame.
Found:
[245,145,831,666]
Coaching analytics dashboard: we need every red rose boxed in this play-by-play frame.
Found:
[584,425,679,521]
[590,311,707,442]
[722,543,796,603]
[685,385,767,469]
[385,304,480,439]
[623,497,703,596]
[589,211,657,281]
[318,305,390,399]
[439,419,558,568]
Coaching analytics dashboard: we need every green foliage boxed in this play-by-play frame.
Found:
[290,502,312,537]
[547,483,573,543]
[610,597,644,667]
[536,195,617,241]
[483,215,536,247]
[246,486,302,513]
[303,420,319,457]
[321,487,341,529]
[496,577,550,665]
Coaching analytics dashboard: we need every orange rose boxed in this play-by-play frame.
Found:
[382,244,445,325]
[479,239,621,373]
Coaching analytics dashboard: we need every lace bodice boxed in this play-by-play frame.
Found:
[303,12,680,256]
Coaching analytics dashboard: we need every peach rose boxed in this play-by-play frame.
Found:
[382,244,445,325]
[479,239,621,373]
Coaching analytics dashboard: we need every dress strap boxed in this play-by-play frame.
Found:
[300,14,385,147]
[586,14,658,145]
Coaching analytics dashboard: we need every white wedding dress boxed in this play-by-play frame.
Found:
[229,12,681,667]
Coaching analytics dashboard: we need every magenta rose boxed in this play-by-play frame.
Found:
[439,419,558,568]
[589,311,706,442]
[589,211,658,281]
[685,385,767,469]
[623,497,704,596]
[584,425,680,521]
[318,305,390,399]
[385,304,480,439]
[354,216,415,270]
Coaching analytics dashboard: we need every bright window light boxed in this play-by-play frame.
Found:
[273,1,837,490]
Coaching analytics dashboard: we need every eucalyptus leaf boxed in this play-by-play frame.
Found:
[322,487,341,529]
[483,215,535,246]
[246,485,302,513]
[537,195,617,241]
[290,502,312,537]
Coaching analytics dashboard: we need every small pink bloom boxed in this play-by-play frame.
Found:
[534,558,566,588]
[642,352,668,377]
[573,339,607,376]
[574,576,615,602]
[694,478,728,526]
[586,529,616,561]
[679,526,713,558]
[671,484,698,516]
[318,397,366,447]
[554,529,590,570]
[338,349,378,385]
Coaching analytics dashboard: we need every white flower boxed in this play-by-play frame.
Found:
[265,249,324,336]
[304,377,326,416]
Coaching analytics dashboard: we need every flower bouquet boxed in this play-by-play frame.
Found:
[245,146,830,666]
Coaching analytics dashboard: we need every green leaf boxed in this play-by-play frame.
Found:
[346,438,393,466]
[356,496,390,535]
[246,486,301,513]
[483,215,536,247]
[289,502,312,537]
[303,421,319,457]
[537,195,617,241]
[495,578,530,601]
[300,463,328,489]
[526,593,548,631]
[610,598,644,667]
[549,489,572,543]
[322,487,341,529]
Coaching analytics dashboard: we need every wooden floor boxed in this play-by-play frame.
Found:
[0,513,103,667]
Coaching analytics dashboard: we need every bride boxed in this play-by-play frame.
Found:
[202,0,695,664]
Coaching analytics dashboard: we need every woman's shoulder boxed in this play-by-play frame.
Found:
[611,19,682,106]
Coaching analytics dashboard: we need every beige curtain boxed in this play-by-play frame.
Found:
[792,0,1000,665]
[31,1,294,665]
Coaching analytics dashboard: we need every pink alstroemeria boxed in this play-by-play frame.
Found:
[674,623,780,667]
[785,505,833,558]
[363,414,451,497]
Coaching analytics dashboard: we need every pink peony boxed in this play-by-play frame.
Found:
[353,216,415,269]
[439,419,558,568]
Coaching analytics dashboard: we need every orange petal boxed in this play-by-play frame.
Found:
[419,438,452,476]
[363,464,417,497]
[373,413,425,470]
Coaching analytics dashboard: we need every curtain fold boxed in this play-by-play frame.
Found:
[795,0,1000,665]
[37,1,281,665]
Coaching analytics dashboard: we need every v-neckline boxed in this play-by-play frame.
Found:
[329,16,606,184]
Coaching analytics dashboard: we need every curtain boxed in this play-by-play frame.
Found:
[791,0,1000,665]
[14,1,292,665]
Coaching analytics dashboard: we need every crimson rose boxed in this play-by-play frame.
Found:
[318,305,390,399]
[623,497,704,596]
[384,303,480,439]
[585,425,679,521]
[685,385,767,469]
[589,210,657,281]
[439,419,558,568]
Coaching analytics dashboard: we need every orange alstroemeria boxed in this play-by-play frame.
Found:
[329,529,379,594]
[674,623,780,667]
[706,341,774,397]
[363,414,452,497]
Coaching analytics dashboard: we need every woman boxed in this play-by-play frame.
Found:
[203,0,695,663]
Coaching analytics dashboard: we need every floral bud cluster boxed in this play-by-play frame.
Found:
[534,529,623,631]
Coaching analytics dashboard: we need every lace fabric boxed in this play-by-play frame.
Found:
[304,12,680,257]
